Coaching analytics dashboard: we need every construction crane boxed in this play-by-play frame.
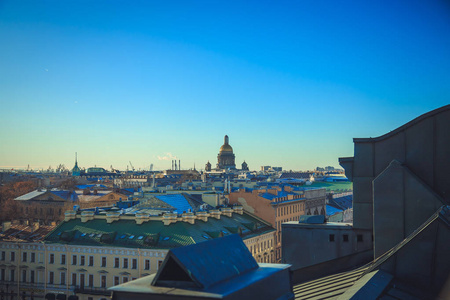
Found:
[129,161,135,172]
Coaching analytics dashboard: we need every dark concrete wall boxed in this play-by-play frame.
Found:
[373,161,443,258]
[340,105,450,234]
[281,223,372,271]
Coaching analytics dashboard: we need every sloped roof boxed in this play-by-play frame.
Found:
[44,212,274,249]
[153,234,258,289]
[155,194,193,213]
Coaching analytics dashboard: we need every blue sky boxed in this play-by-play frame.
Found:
[1,0,449,171]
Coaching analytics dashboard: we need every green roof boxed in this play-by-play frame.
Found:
[45,212,274,249]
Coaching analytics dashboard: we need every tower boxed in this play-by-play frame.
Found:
[72,152,81,176]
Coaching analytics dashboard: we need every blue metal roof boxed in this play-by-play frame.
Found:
[153,234,258,289]
[326,205,343,216]
[155,194,193,213]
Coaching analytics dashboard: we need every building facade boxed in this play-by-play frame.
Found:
[228,185,326,261]
[1,206,275,300]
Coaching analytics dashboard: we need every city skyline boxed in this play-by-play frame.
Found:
[1,1,450,171]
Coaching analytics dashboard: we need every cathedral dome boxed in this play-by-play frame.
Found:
[220,144,233,153]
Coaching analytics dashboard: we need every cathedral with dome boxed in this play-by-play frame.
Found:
[205,135,249,171]
[217,135,236,170]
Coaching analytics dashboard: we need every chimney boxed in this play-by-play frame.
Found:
[179,160,181,170]
[196,211,209,222]
[163,213,178,226]
[233,206,244,215]
[106,211,120,224]
[221,207,233,217]
[81,211,95,223]
[210,209,221,220]
[135,212,150,225]
[32,222,40,233]
[1,221,11,232]
[64,211,77,222]
[182,212,195,225]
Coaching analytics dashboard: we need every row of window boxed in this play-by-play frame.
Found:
[277,202,305,217]
[329,234,364,242]
[1,251,153,270]
[0,269,153,287]
[249,239,273,255]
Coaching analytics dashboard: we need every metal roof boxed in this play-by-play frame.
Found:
[154,234,258,289]
[155,194,193,213]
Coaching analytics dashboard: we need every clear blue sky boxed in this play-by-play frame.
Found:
[1,0,449,171]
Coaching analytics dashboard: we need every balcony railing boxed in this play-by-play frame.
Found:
[73,286,110,295]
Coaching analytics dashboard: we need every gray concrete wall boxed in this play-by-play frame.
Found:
[373,160,443,257]
[282,223,372,271]
[379,214,450,293]
[340,105,450,248]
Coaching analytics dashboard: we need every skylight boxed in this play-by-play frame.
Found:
[163,237,170,241]
[129,235,135,239]
[89,233,95,237]
[137,236,144,240]
[120,234,126,239]
[81,233,86,237]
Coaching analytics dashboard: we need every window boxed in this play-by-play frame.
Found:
[101,257,107,267]
[80,255,85,266]
[89,274,94,287]
[61,272,66,285]
[61,254,66,265]
[10,269,15,281]
[132,258,137,269]
[22,252,27,262]
[123,258,128,269]
[22,270,27,282]
[30,270,35,283]
[31,253,35,263]
[114,257,119,268]
[123,277,128,283]
[72,273,77,286]
[11,252,15,262]
[49,271,54,284]
[101,275,107,288]
[329,234,335,242]
[1,251,5,261]
[49,253,55,264]
[1,269,5,281]
[89,256,94,266]
[114,276,119,286]
[158,260,163,270]
[357,234,363,242]
[144,259,150,270]
[72,255,77,265]
[343,234,349,242]
[80,274,85,288]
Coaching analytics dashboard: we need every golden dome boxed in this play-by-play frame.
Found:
[220,144,233,153]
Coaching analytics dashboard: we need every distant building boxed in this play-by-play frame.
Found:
[216,135,236,170]
[241,161,249,171]
[228,185,326,261]
[205,161,212,171]
[0,205,275,300]
[14,188,79,223]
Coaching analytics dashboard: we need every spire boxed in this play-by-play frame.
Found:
[224,135,229,145]
[74,152,78,167]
